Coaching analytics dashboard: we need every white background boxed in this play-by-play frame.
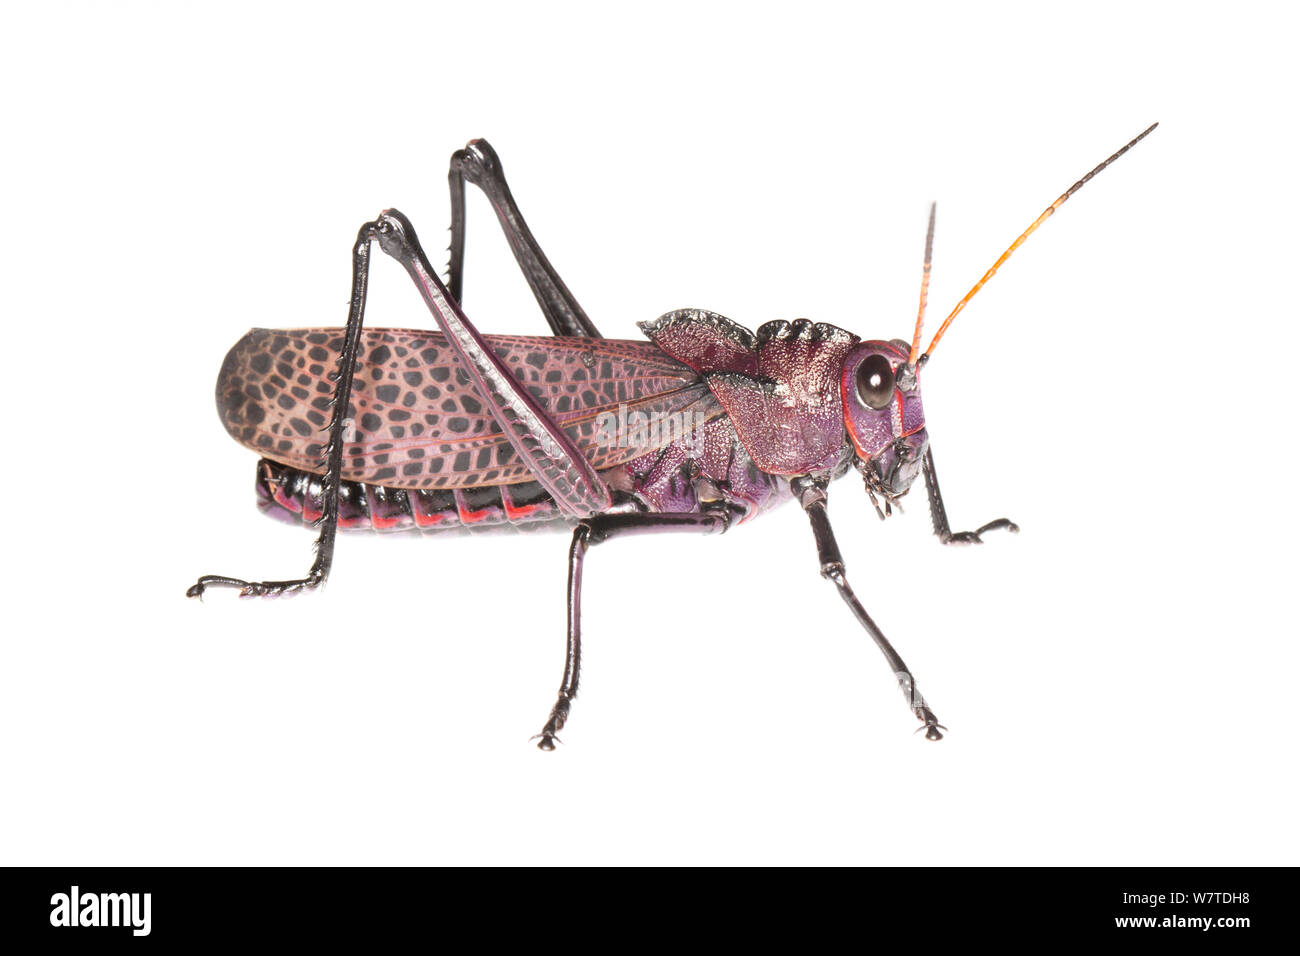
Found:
[2,2,1296,865]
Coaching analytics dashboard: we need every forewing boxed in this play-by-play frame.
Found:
[217,327,720,488]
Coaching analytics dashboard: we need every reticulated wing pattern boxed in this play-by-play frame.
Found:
[217,327,721,489]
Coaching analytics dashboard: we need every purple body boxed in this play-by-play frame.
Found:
[247,308,924,533]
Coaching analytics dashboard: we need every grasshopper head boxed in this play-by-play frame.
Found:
[840,339,928,504]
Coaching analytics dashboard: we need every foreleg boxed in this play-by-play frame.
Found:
[922,447,1019,545]
[792,476,945,739]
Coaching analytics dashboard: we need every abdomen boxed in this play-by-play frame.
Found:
[253,458,577,533]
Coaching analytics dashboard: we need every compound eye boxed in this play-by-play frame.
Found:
[855,354,896,410]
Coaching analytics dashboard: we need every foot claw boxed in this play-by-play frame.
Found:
[532,699,570,752]
[915,722,947,741]
[975,517,1018,537]
[944,517,1018,545]
[187,574,321,600]
[532,732,560,752]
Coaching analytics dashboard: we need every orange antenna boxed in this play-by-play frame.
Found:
[922,122,1158,360]
[907,202,937,367]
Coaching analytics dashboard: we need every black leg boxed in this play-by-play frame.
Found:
[448,139,601,338]
[187,219,378,598]
[373,209,612,517]
[922,447,1019,545]
[536,510,730,750]
[791,476,945,740]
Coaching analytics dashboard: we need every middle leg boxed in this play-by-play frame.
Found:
[536,510,733,750]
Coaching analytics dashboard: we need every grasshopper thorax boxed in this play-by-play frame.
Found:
[640,311,929,492]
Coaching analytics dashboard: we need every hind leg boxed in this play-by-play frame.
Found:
[447,139,600,337]
[187,220,378,599]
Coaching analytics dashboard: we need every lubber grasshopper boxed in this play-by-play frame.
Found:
[189,125,1157,747]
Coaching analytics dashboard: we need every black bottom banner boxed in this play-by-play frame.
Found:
[0,866,1284,945]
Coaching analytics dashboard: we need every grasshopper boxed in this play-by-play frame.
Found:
[190,125,1156,747]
